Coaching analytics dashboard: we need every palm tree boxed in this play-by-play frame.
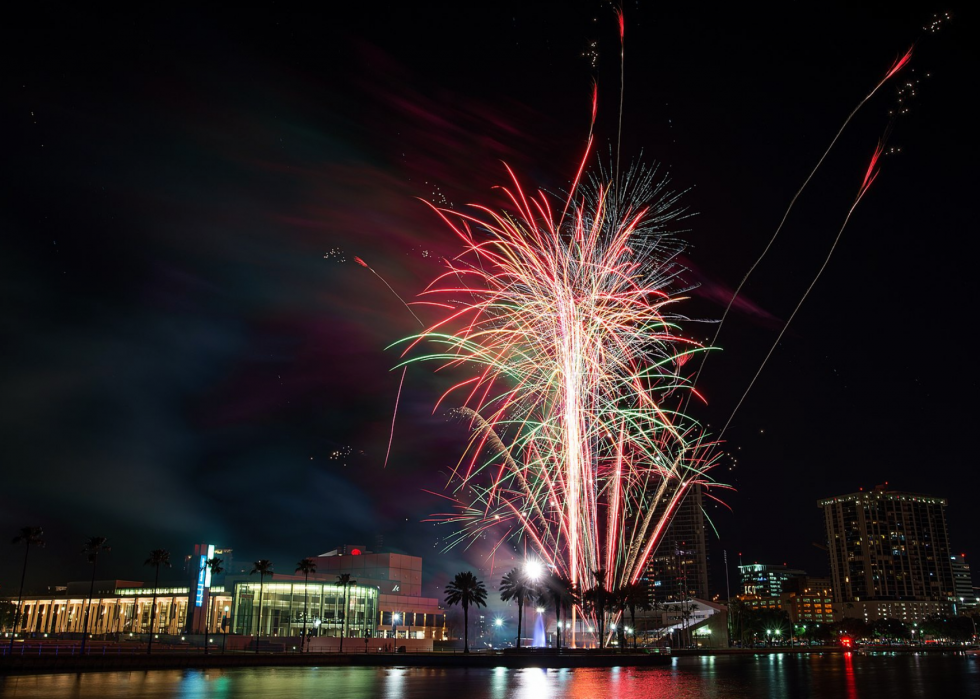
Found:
[80,536,110,654]
[203,557,224,655]
[250,560,274,653]
[336,573,355,653]
[499,568,537,650]
[295,558,317,652]
[582,568,611,649]
[144,549,171,655]
[610,585,628,649]
[444,571,488,654]
[620,582,651,649]
[539,571,577,651]
[685,603,699,647]
[9,527,44,652]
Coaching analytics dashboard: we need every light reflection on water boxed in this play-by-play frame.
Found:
[0,654,977,698]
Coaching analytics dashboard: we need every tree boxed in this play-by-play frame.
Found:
[872,617,909,644]
[500,568,537,650]
[144,549,171,655]
[250,560,274,653]
[0,601,16,632]
[203,557,224,655]
[744,607,791,646]
[582,569,612,649]
[539,571,577,651]
[649,598,670,647]
[336,573,356,653]
[295,558,317,652]
[444,571,488,653]
[80,536,110,654]
[619,582,651,649]
[833,616,872,643]
[609,586,626,648]
[685,603,700,646]
[9,527,44,653]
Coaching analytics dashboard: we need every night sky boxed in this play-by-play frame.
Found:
[2,3,976,602]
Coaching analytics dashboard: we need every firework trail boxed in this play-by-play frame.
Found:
[690,47,912,394]
[614,7,625,205]
[354,256,425,327]
[352,255,424,468]
[721,142,885,437]
[394,155,726,604]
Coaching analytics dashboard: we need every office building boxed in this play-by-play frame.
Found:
[738,563,807,599]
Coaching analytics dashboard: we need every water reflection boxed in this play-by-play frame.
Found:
[0,655,977,698]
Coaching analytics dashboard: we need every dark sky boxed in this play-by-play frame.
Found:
[2,3,976,602]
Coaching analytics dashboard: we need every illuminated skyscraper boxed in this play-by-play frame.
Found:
[645,483,710,602]
[818,485,955,604]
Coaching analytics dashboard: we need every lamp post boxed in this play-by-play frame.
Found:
[392,613,401,642]
[524,560,544,583]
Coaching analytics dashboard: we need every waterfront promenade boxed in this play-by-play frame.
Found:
[1,641,968,676]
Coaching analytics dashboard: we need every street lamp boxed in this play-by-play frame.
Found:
[392,613,401,640]
[524,559,545,582]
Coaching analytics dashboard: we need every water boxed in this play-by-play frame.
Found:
[1,653,977,698]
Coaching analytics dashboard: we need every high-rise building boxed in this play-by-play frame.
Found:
[645,484,710,603]
[818,485,955,605]
[951,554,975,609]
[738,563,807,599]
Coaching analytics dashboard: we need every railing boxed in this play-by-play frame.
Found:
[0,638,676,658]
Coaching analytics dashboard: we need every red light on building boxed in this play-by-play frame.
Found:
[350,548,362,556]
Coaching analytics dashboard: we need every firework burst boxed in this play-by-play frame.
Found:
[392,158,726,602]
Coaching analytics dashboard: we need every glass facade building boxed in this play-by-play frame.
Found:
[738,563,807,598]
[231,581,379,639]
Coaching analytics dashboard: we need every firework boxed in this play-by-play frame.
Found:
[393,157,725,610]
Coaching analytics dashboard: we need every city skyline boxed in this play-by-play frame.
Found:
[2,3,976,599]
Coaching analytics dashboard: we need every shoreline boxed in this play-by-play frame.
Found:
[0,645,969,676]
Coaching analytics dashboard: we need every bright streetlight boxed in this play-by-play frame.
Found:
[524,559,545,582]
